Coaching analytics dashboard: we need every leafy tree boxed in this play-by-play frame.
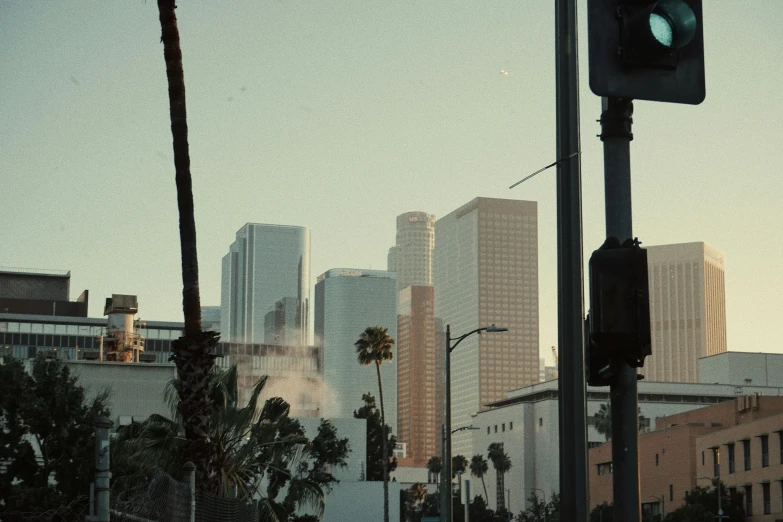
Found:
[487,443,511,511]
[401,483,429,522]
[469,495,499,522]
[353,393,398,481]
[470,454,490,500]
[589,502,613,522]
[114,366,348,521]
[593,404,647,441]
[0,355,110,515]
[355,326,395,522]
[427,455,443,485]
[517,492,560,522]
[663,484,744,522]
[155,0,221,493]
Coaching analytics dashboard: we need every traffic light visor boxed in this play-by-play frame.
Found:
[649,0,697,49]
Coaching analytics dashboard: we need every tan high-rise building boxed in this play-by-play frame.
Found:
[396,285,443,465]
[434,197,539,456]
[388,211,435,293]
[645,242,727,382]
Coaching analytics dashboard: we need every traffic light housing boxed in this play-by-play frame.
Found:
[588,237,651,369]
[587,0,705,104]
[585,313,616,387]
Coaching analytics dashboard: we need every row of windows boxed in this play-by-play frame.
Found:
[487,421,514,434]
[702,434,782,475]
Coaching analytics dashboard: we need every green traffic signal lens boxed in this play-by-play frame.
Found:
[649,13,674,47]
[649,0,697,49]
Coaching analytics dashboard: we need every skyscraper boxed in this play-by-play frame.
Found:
[434,197,539,455]
[388,211,436,293]
[644,242,727,382]
[220,223,310,345]
[396,285,443,465]
[315,269,397,426]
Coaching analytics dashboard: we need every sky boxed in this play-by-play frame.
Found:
[1,2,781,365]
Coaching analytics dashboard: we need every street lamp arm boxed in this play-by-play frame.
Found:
[449,327,488,353]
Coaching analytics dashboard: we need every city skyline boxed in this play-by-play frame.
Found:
[1,2,781,363]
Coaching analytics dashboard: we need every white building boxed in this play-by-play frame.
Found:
[467,379,783,511]
[699,351,783,388]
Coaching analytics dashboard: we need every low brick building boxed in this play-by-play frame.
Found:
[589,395,783,521]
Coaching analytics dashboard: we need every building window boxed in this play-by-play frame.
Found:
[728,443,735,474]
[487,427,490,435]
[509,422,513,431]
[743,439,751,471]
[701,451,704,465]
[597,462,613,476]
[761,435,769,467]
[762,482,770,515]
[655,454,659,466]
[745,485,752,516]
[669,485,673,501]
[494,425,498,433]
[502,423,505,432]
[539,418,543,427]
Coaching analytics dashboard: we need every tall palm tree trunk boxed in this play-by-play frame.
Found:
[480,475,488,503]
[157,0,219,492]
[496,471,504,511]
[375,361,390,522]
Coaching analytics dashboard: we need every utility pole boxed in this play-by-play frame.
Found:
[555,0,588,521]
[600,96,641,522]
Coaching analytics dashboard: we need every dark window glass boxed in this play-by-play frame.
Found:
[743,439,751,471]
[502,423,505,432]
[701,451,704,465]
[745,485,752,516]
[655,454,659,466]
[68,335,77,348]
[487,427,490,435]
[28,346,36,359]
[20,333,28,345]
[509,422,513,430]
[761,435,769,467]
[12,333,20,345]
[728,443,735,473]
[669,485,673,501]
[763,482,770,514]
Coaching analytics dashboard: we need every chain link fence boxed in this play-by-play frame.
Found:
[111,468,192,522]
[196,491,259,522]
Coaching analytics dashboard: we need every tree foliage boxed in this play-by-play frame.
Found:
[663,484,744,522]
[593,403,647,441]
[515,492,561,522]
[0,355,110,514]
[114,365,349,521]
[353,393,397,480]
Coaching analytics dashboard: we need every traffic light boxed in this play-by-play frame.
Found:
[588,237,651,369]
[585,313,616,387]
[587,0,705,104]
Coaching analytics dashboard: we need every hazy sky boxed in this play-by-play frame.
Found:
[2,2,781,364]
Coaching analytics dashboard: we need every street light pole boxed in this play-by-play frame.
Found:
[442,324,508,522]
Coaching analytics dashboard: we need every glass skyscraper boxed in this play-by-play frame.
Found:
[315,269,397,426]
[221,223,310,345]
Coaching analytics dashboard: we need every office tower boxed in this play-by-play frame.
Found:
[221,223,310,345]
[315,269,397,426]
[396,285,443,465]
[434,197,539,455]
[388,212,436,293]
[645,242,727,382]
[0,267,88,317]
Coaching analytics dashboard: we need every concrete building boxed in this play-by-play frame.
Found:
[0,267,88,317]
[434,197,539,456]
[201,305,221,332]
[315,268,397,425]
[388,211,436,293]
[645,242,727,382]
[467,379,783,512]
[396,285,443,466]
[221,223,310,345]
[589,395,783,521]
[700,352,783,388]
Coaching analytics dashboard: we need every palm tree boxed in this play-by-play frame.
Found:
[114,367,324,520]
[156,0,220,492]
[355,326,395,522]
[594,403,612,441]
[410,483,428,505]
[487,443,511,511]
[427,456,443,488]
[453,454,469,511]
[470,454,489,500]
[593,403,647,441]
